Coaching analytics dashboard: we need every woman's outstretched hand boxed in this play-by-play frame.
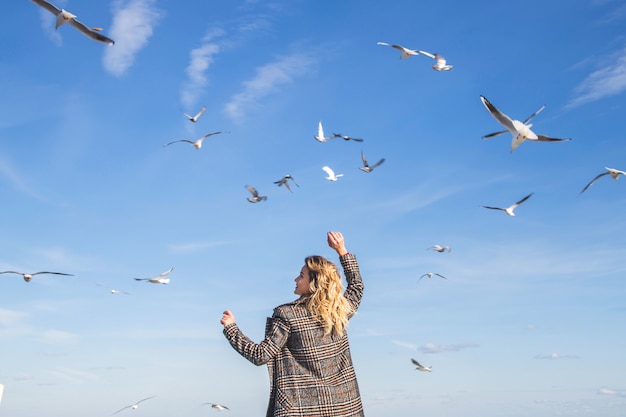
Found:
[327,231,348,256]
[220,310,235,327]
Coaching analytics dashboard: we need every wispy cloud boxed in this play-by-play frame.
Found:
[38,329,79,345]
[103,0,162,76]
[180,29,225,109]
[419,343,479,354]
[533,352,579,360]
[566,45,626,108]
[0,156,47,201]
[224,53,316,121]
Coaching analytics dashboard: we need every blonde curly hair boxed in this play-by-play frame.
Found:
[302,255,353,336]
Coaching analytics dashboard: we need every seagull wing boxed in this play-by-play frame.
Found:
[135,396,155,405]
[522,105,546,124]
[0,271,23,275]
[535,135,570,142]
[322,166,335,177]
[192,106,206,121]
[202,131,228,139]
[69,19,114,45]
[434,273,448,280]
[360,151,369,167]
[245,185,259,197]
[32,271,74,276]
[370,158,385,169]
[580,171,610,194]
[376,41,391,47]
[511,193,534,208]
[480,96,516,132]
[481,206,505,211]
[482,129,508,139]
[112,405,132,415]
[163,140,194,147]
[30,0,62,16]
[418,50,436,59]
[158,268,173,278]
[411,358,422,367]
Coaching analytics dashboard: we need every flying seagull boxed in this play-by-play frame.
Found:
[0,271,73,283]
[418,50,453,71]
[314,121,334,142]
[419,272,447,282]
[483,105,545,140]
[245,185,267,203]
[134,268,173,284]
[411,358,432,372]
[183,106,206,123]
[203,403,230,411]
[274,175,299,192]
[480,95,570,152]
[322,166,344,182]
[30,0,114,45]
[163,131,228,150]
[332,133,364,142]
[482,193,534,216]
[427,245,451,253]
[97,284,130,295]
[113,397,155,415]
[377,41,420,59]
[359,151,385,173]
[580,167,626,194]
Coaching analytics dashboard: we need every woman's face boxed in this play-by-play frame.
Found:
[294,265,312,296]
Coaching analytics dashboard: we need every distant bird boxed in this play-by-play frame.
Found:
[245,185,267,203]
[483,105,545,140]
[163,131,228,150]
[314,121,334,142]
[418,50,453,71]
[428,245,451,253]
[30,0,114,45]
[0,383,4,405]
[411,358,432,372]
[332,133,364,142]
[274,175,299,192]
[481,193,534,216]
[0,271,73,283]
[113,397,155,415]
[322,166,344,182]
[580,167,626,194]
[134,268,173,284]
[359,151,385,173]
[97,284,130,295]
[203,403,230,411]
[183,106,206,123]
[419,272,447,282]
[480,95,570,152]
[377,41,420,59]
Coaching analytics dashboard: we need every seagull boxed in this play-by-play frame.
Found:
[274,175,299,192]
[481,193,534,216]
[183,106,206,123]
[112,397,155,415]
[377,41,420,59]
[203,403,230,411]
[359,151,385,173]
[419,272,447,282]
[0,271,74,283]
[322,166,344,182]
[427,245,451,253]
[480,95,570,152]
[97,284,130,295]
[418,50,453,71]
[411,358,432,372]
[30,0,114,45]
[483,105,545,140]
[134,268,173,284]
[314,121,334,142]
[580,167,626,194]
[332,133,364,142]
[163,131,228,150]
[245,185,267,203]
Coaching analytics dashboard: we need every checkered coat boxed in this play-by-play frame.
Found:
[223,253,364,417]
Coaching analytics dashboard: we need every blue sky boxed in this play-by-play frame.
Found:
[1,0,626,416]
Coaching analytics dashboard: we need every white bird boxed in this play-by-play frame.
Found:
[30,0,114,45]
[113,397,155,415]
[411,358,432,372]
[480,95,570,152]
[0,271,74,283]
[418,50,453,71]
[419,272,447,282]
[322,166,344,182]
[580,167,626,194]
[97,284,130,295]
[183,106,206,123]
[203,403,230,411]
[332,133,364,142]
[359,151,385,173]
[163,131,228,150]
[245,185,267,203]
[274,175,299,192]
[134,268,173,284]
[377,41,420,59]
[483,105,545,140]
[481,193,534,216]
[314,121,334,142]
[427,245,451,253]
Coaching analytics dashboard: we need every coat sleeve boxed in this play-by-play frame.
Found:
[340,253,364,316]
[222,310,290,366]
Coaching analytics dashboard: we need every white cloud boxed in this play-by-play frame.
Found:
[224,53,315,121]
[180,29,225,109]
[103,0,162,76]
[419,343,479,354]
[566,45,626,108]
[39,329,80,345]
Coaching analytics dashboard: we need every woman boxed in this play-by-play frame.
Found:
[220,231,365,417]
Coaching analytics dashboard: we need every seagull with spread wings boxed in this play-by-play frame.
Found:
[163,131,228,150]
[419,272,448,282]
[411,358,432,372]
[359,151,385,173]
[580,167,626,194]
[417,50,453,71]
[427,245,451,253]
[274,175,299,192]
[203,403,230,411]
[245,185,267,203]
[183,106,206,123]
[134,268,173,284]
[314,121,334,142]
[0,271,74,283]
[482,193,534,216]
[332,133,364,142]
[322,166,344,182]
[112,397,155,415]
[483,105,545,140]
[377,41,421,59]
